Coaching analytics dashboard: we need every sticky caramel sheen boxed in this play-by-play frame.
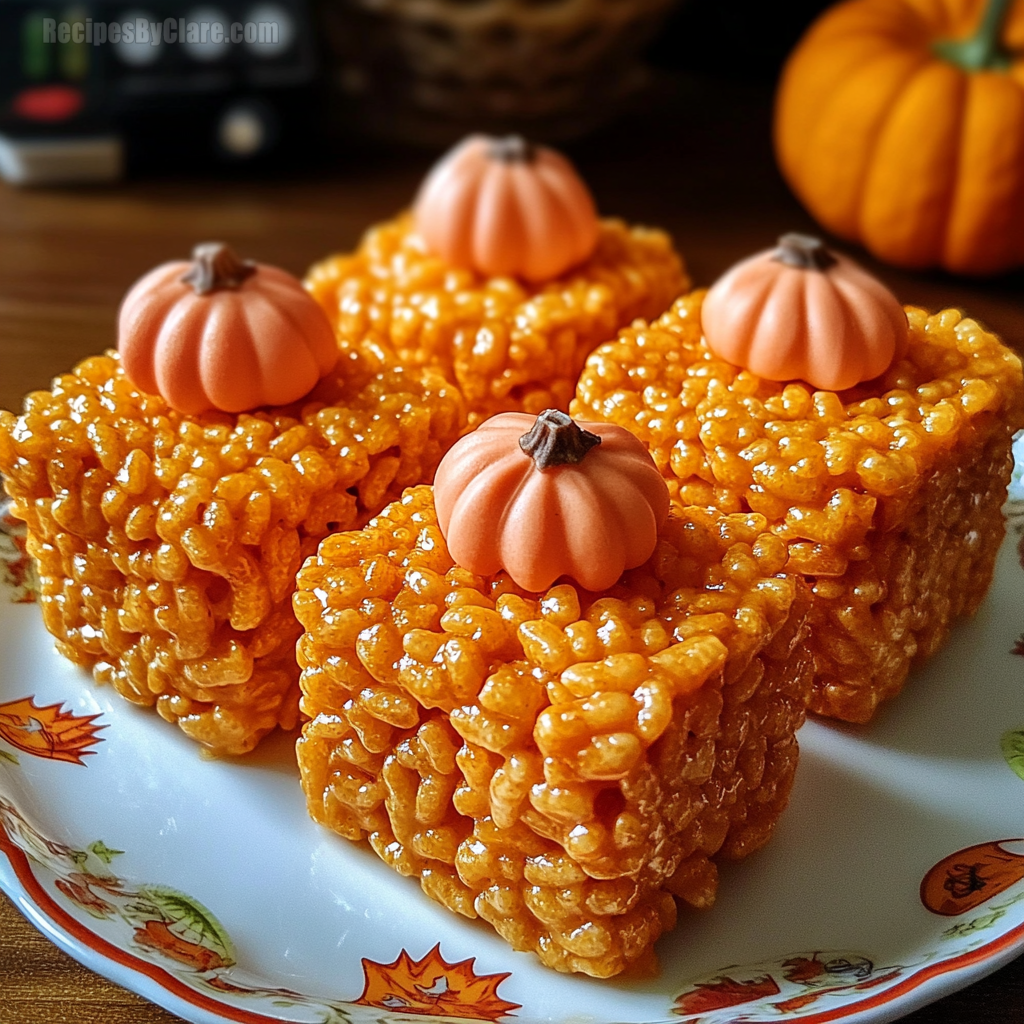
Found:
[0,351,464,754]
[294,488,813,977]
[572,294,1024,721]
[305,215,688,425]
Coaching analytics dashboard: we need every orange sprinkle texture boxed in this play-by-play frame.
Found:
[294,487,813,977]
[0,349,464,755]
[572,294,1024,722]
[305,215,687,426]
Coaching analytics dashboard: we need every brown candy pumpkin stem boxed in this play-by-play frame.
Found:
[181,242,257,295]
[773,233,837,272]
[488,135,535,163]
[520,409,602,470]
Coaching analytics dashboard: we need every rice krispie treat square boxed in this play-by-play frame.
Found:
[573,294,1024,722]
[0,351,464,755]
[293,487,813,977]
[306,216,686,427]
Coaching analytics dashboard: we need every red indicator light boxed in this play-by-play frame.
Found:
[11,85,85,122]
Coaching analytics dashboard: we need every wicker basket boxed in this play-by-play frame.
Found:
[318,0,679,142]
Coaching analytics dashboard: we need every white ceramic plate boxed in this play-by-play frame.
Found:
[2,439,1023,1024]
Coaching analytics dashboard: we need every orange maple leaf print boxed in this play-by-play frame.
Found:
[781,955,828,983]
[357,944,519,1021]
[0,696,105,765]
[134,920,231,972]
[55,877,116,917]
[674,974,781,1015]
[772,991,828,1013]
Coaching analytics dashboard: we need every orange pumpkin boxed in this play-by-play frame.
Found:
[920,839,1024,915]
[701,233,908,392]
[433,409,670,592]
[412,135,600,282]
[118,242,339,415]
[775,0,1024,275]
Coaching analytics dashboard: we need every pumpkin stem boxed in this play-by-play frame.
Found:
[488,135,535,163]
[933,0,1013,71]
[181,242,257,295]
[773,233,837,271]
[520,409,602,470]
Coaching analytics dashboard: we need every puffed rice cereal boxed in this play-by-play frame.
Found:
[305,215,687,426]
[572,293,1024,722]
[0,349,464,755]
[293,486,813,977]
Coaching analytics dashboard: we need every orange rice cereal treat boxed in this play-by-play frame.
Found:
[305,135,686,426]
[572,235,1024,723]
[0,244,464,756]
[293,412,813,977]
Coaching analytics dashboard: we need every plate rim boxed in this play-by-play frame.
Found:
[3,819,1024,1024]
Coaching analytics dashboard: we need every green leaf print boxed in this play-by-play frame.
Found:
[1001,730,1024,783]
[0,748,18,765]
[943,907,1006,939]
[88,840,124,864]
[137,886,236,965]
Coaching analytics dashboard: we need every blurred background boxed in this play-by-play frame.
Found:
[0,0,834,173]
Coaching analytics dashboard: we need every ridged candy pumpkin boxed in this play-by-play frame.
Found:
[701,233,908,391]
[433,409,670,592]
[118,242,339,415]
[775,0,1024,275]
[412,134,600,282]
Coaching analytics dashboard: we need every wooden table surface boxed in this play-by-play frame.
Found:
[1,75,1023,1023]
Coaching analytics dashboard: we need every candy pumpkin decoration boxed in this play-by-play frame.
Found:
[412,135,600,282]
[118,242,339,415]
[701,233,908,391]
[775,0,1024,275]
[433,409,670,592]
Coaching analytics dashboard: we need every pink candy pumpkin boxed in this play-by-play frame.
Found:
[701,233,908,392]
[433,409,670,592]
[118,242,338,415]
[413,135,600,283]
